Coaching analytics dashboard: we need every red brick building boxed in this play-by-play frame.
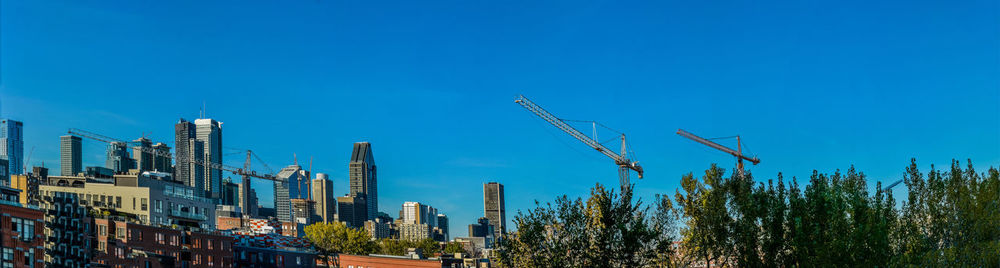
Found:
[0,185,45,268]
[338,254,442,268]
[93,217,234,267]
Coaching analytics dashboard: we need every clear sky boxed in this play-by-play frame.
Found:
[2,0,998,237]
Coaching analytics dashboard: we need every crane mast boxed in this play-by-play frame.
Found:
[515,95,643,189]
[676,129,760,177]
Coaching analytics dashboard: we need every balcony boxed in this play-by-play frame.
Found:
[168,209,207,221]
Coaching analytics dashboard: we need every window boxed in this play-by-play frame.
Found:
[155,200,162,213]
[2,248,13,268]
[117,227,125,239]
[207,239,214,250]
[141,198,148,211]
[11,217,35,242]
[116,196,122,208]
[156,233,165,244]
[99,225,108,236]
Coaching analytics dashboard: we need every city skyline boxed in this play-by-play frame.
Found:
[2,0,998,239]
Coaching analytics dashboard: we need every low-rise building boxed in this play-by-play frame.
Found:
[338,254,441,268]
[233,231,316,268]
[0,185,45,268]
[92,217,234,267]
[40,173,217,229]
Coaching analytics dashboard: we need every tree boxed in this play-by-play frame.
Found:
[675,164,731,267]
[498,183,678,267]
[304,221,378,267]
[443,242,468,255]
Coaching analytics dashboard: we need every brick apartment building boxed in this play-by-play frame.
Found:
[93,217,234,267]
[0,185,45,268]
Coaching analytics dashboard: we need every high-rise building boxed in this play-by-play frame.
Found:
[60,135,82,176]
[349,142,377,220]
[337,195,366,228]
[468,217,494,239]
[436,214,449,241]
[239,182,259,218]
[222,178,240,206]
[311,173,336,223]
[0,119,24,175]
[106,141,135,173]
[484,182,506,239]
[401,201,428,225]
[174,119,205,191]
[132,137,154,172]
[152,143,172,173]
[38,191,93,267]
[291,198,317,226]
[275,164,308,223]
[194,118,223,198]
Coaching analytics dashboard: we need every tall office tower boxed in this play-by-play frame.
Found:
[401,201,428,224]
[132,137,154,172]
[311,173,336,223]
[349,142,377,220]
[0,119,23,175]
[239,183,259,217]
[106,141,134,173]
[484,182,506,239]
[152,143,172,173]
[60,135,82,176]
[437,214,449,241]
[174,119,204,190]
[221,179,239,206]
[0,159,7,185]
[337,195,366,228]
[275,164,307,222]
[194,118,222,198]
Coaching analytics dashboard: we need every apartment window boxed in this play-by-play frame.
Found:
[98,241,106,251]
[207,239,214,250]
[116,227,125,239]
[98,225,107,236]
[155,200,162,213]
[116,196,122,208]
[156,233,165,244]
[11,217,35,242]
[141,198,148,211]
[2,248,13,268]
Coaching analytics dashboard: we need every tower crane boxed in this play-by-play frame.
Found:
[67,128,276,218]
[514,95,643,189]
[676,129,760,177]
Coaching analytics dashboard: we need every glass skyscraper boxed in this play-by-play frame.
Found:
[0,119,23,175]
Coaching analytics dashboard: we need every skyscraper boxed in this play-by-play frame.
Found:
[337,195,366,228]
[194,118,222,198]
[311,173,336,223]
[275,164,307,222]
[174,119,204,191]
[484,182,506,239]
[132,137,154,172]
[0,119,24,175]
[436,214,449,241]
[349,142,377,220]
[152,143,172,173]
[106,141,134,173]
[60,135,82,176]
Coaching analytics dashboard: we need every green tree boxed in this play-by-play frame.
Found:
[443,242,468,255]
[498,183,678,267]
[675,164,731,267]
[304,221,378,267]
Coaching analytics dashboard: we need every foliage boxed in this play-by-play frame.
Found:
[377,238,441,256]
[304,221,378,267]
[443,242,468,255]
[497,159,998,267]
[497,183,680,267]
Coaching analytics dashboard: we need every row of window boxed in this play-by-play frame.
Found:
[11,217,36,242]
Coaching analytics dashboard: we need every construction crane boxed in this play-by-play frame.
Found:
[879,179,904,193]
[676,129,760,177]
[67,128,276,218]
[515,95,643,189]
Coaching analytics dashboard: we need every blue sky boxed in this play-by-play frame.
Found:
[2,0,998,236]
